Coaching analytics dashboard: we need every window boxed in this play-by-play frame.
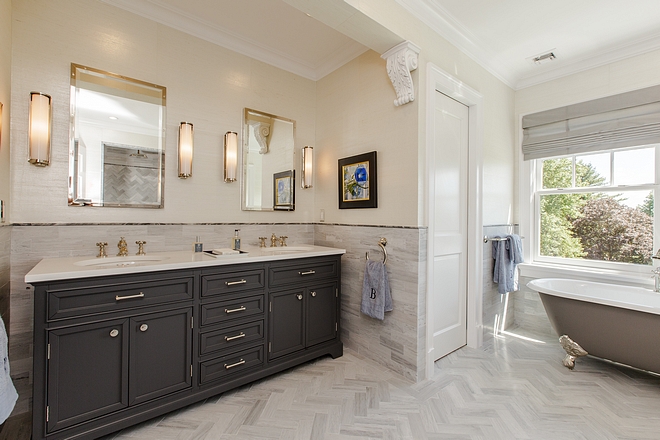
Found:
[535,145,658,270]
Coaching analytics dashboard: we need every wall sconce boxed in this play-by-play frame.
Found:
[301,146,313,188]
[178,122,193,178]
[224,131,238,182]
[28,92,52,166]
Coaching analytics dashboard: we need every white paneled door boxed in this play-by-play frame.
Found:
[432,92,468,360]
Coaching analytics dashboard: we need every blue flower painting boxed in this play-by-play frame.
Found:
[343,161,369,201]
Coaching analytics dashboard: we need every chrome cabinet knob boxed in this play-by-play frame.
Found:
[139,324,148,332]
[310,291,317,297]
[296,294,303,300]
[110,329,119,338]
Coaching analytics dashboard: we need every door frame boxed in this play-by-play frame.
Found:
[425,63,484,377]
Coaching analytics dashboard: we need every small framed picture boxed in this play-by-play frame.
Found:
[338,151,377,209]
[273,170,295,211]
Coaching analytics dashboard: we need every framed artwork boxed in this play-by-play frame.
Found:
[338,151,377,209]
[273,170,295,211]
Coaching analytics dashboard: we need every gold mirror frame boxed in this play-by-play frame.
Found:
[68,64,166,208]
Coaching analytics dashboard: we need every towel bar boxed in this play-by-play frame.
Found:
[483,235,525,243]
[365,237,388,265]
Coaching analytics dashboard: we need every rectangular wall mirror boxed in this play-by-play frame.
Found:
[242,108,295,211]
[68,64,166,208]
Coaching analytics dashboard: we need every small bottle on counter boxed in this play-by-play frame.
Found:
[231,229,241,250]
[193,236,203,253]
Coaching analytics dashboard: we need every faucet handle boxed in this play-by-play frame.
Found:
[136,240,147,256]
[270,233,278,247]
[96,242,108,258]
[258,237,267,248]
[279,236,288,247]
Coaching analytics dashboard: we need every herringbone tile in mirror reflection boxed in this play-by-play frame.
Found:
[96,330,660,439]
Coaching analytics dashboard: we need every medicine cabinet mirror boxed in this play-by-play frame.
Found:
[68,64,166,208]
[242,108,296,211]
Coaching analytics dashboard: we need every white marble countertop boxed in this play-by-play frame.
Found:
[25,245,346,283]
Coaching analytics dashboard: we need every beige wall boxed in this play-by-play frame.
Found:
[10,0,317,224]
[316,50,418,226]
[0,0,10,211]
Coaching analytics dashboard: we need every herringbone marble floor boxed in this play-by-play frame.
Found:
[95,330,660,439]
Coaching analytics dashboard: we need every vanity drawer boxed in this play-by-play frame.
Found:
[199,320,264,356]
[269,258,338,287]
[47,277,193,321]
[200,345,263,385]
[200,294,265,327]
[201,269,265,297]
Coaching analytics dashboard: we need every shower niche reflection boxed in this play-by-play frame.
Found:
[68,64,166,208]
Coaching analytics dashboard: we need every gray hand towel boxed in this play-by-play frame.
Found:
[492,234,524,294]
[361,260,392,320]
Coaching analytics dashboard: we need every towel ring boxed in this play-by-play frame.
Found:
[365,237,388,265]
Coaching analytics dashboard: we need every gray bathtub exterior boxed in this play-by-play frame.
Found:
[539,292,660,374]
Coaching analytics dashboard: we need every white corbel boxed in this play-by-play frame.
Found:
[248,120,271,154]
[381,41,421,107]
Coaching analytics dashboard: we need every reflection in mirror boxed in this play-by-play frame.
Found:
[68,64,166,208]
[242,109,295,211]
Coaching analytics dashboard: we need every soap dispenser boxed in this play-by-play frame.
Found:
[231,229,241,250]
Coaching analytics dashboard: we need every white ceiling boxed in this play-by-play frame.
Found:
[103,0,660,90]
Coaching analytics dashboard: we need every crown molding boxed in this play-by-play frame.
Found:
[101,0,364,81]
[395,0,660,91]
[394,0,516,89]
[515,30,660,89]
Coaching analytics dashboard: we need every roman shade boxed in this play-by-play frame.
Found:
[522,85,660,160]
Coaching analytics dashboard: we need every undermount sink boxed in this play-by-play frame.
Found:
[261,246,313,253]
[74,255,168,268]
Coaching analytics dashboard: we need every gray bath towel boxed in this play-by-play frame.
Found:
[492,234,524,294]
[0,315,17,424]
[361,260,393,320]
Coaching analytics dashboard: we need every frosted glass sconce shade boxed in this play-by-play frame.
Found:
[178,122,194,178]
[28,92,52,166]
[302,146,313,188]
[224,131,238,182]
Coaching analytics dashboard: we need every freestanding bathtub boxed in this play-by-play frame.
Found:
[527,278,660,374]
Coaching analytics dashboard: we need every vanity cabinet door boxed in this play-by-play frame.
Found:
[47,319,129,433]
[129,308,193,405]
[268,288,305,360]
[306,282,338,348]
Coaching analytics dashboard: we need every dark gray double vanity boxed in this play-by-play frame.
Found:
[26,246,344,440]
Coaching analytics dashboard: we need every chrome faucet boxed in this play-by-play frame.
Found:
[117,237,129,257]
[271,233,278,247]
[653,268,660,293]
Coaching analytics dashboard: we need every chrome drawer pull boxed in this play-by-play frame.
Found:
[311,291,317,297]
[299,270,316,276]
[225,279,247,286]
[109,329,119,338]
[224,359,245,370]
[115,292,145,301]
[225,332,245,342]
[225,306,246,314]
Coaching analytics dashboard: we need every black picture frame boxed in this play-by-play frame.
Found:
[273,170,295,211]
[338,151,377,209]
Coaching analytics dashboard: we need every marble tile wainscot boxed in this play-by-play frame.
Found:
[314,223,427,382]
[8,222,314,416]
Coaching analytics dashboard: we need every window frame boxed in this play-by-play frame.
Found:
[530,145,660,276]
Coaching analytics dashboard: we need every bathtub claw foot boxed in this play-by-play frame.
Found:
[559,335,588,370]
